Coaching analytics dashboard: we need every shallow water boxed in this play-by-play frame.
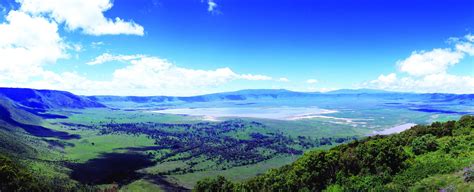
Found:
[371,123,417,135]
[153,107,336,120]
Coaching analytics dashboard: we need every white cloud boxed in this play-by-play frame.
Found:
[88,53,275,80]
[2,55,239,96]
[397,48,463,76]
[277,77,289,82]
[369,73,397,89]
[366,34,474,94]
[91,41,104,48]
[86,53,145,65]
[239,74,273,81]
[17,0,144,36]
[303,86,335,93]
[365,73,474,94]
[0,10,66,82]
[15,54,272,95]
[207,0,218,13]
[0,0,147,81]
[306,79,318,84]
[317,87,336,92]
[465,34,474,42]
[112,56,237,91]
[456,42,474,56]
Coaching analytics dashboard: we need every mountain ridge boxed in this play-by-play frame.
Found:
[86,88,474,106]
[0,87,106,109]
[1,87,473,109]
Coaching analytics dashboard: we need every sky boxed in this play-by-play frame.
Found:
[0,0,473,96]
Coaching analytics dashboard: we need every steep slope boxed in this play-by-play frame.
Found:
[0,87,105,110]
[195,115,474,191]
[0,96,80,140]
[0,95,91,191]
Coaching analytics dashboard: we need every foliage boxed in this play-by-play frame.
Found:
[411,134,438,155]
[0,154,49,192]
[97,119,355,174]
[409,166,474,192]
[194,115,474,192]
[0,153,99,192]
[195,176,234,192]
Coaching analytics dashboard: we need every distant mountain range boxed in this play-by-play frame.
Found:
[87,88,474,105]
[0,87,473,109]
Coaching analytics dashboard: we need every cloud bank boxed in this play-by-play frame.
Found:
[366,34,474,94]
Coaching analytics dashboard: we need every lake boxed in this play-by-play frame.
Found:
[152,107,337,120]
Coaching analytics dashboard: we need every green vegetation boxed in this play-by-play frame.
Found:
[120,179,165,192]
[0,154,47,192]
[0,153,97,192]
[195,115,474,191]
[411,134,438,155]
[64,133,156,162]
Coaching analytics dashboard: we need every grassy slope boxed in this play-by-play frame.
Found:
[0,98,94,191]
[120,179,165,192]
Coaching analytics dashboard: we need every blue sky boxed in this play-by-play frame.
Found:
[0,0,473,95]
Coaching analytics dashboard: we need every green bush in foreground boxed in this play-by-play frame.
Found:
[194,115,474,192]
[0,154,48,192]
[411,134,438,155]
[0,154,97,192]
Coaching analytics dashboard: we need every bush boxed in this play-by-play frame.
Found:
[194,176,234,192]
[0,154,46,192]
[411,134,438,155]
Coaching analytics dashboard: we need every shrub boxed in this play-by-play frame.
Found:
[411,134,438,155]
[194,176,234,192]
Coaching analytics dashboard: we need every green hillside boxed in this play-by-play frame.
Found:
[195,115,474,191]
[0,96,95,191]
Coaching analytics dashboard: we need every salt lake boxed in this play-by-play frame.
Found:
[152,107,337,120]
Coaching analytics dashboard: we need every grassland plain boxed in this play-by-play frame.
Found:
[40,107,365,189]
